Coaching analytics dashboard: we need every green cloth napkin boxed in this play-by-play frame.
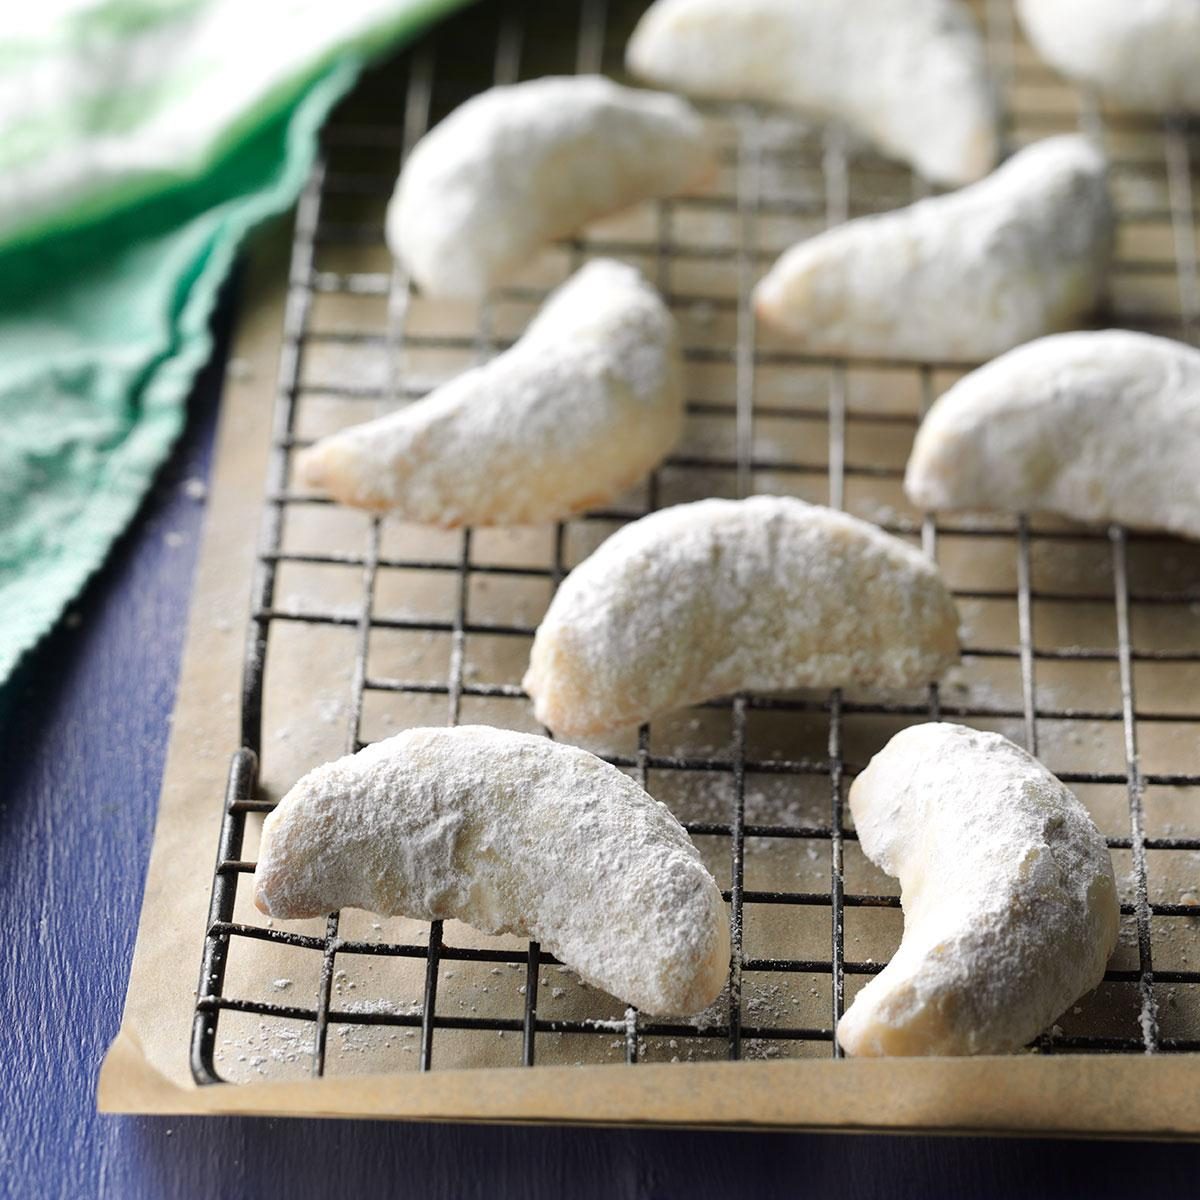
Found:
[0,0,467,685]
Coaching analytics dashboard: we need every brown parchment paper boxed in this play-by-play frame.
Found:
[97,224,293,1112]
[95,220,1200,1137]
[99,0,1200,1134]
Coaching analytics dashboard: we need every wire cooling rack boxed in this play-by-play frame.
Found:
[192,0,1200,1086]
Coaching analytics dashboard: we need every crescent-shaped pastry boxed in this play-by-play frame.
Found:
[296,260,683,525]
[838,723,1119,1056]
[523,496,960,738]
[387,76,714,298]
[626,0,998,186]
[905,330,1200,540]
[1018,0,1200,114]
[754,135,1113,362]
[254,726,730,1015]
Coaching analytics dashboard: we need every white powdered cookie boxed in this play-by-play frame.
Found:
[254,726,730,1016]
[838,723,1119,1056]
[754,135,1113,361]
[387,76,714,298]
[626,0,998,186]
[296,260,683,525]
[524,496,960,738]
[1018,0,1200,114]
[905,330,1200,540]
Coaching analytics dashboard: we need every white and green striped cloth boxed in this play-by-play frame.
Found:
[0,0,467,684]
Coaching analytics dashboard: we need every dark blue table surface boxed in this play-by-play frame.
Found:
[3,293,1200,1200]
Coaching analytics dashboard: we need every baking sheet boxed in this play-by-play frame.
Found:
[99,0,1200,1132]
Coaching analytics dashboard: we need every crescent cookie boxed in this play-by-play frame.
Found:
[387,75,715,298]
[838,723,1119,1056]
[524,496,960,738]
[905,330,1200,540]
[627,0,998,187]
[1018,0,1200,114]
[754,135,1113,362]
[254,726,730,1016]
[297,260,683,526]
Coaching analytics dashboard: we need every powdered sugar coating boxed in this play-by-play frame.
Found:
[254,726,730,1015]
[387,76,715,298]
[1018,0,1200,114]
[523,496,960,738]
[905,329,1200,540]
[754,135,1113,361]
[627,0,998,187]
[296,260,683,525]
[838,723,1119,1057]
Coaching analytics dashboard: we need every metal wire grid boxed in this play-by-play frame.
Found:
[192,0,1200,1086]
